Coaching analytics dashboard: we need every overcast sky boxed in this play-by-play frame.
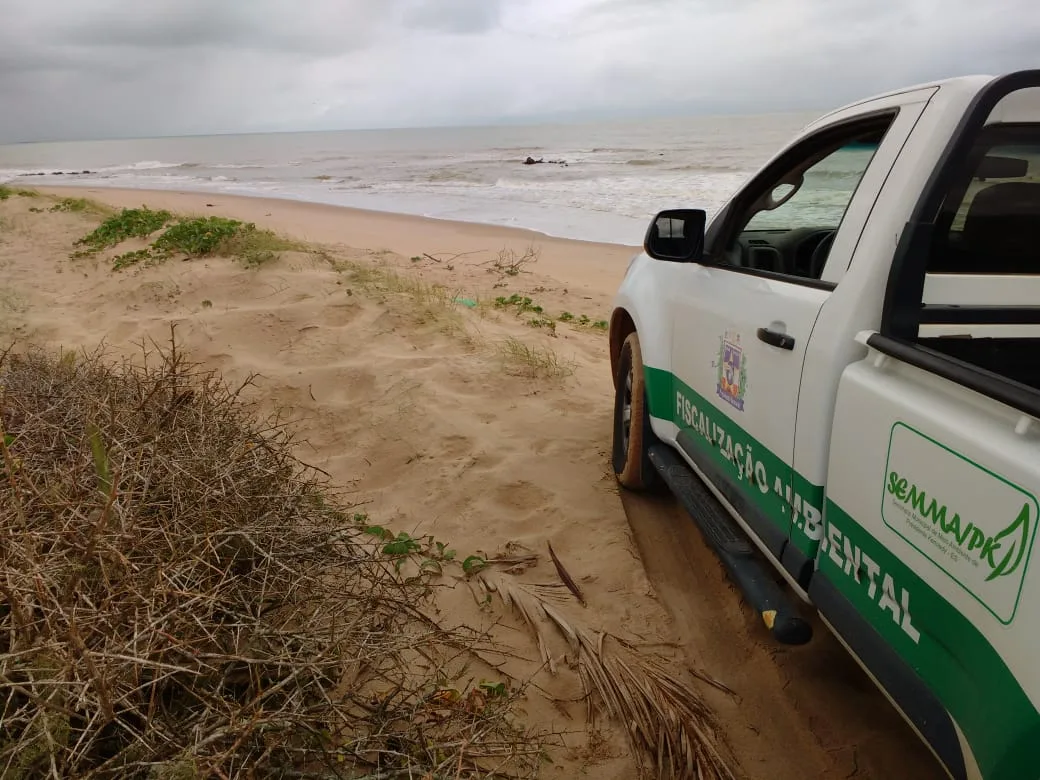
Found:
[0,0,1037,142]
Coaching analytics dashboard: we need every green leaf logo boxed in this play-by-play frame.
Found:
[985,503,1031,582]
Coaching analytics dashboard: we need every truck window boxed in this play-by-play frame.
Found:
[878,79,1040,421]
[894,122,1040,394]
[743,141,881,233]
[928,124,1040,274]
[710,117,894,282]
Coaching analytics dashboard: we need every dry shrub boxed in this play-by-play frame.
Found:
[0,335,542,779]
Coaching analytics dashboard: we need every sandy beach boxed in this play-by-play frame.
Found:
[0,186,946,779]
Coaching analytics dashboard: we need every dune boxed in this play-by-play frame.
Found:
[0,186,946,779]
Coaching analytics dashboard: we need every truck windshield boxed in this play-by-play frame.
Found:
[930,124,1040,274]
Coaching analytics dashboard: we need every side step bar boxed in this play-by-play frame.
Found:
[648,443,813,645]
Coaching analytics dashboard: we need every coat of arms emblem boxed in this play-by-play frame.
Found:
[716,333,748,411]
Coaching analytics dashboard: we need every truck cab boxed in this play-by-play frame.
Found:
[609,71,1040,780]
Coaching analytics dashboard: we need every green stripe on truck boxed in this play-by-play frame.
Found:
[644,366,825,552]
[823,501,1040,780]
[642,365,1040,779]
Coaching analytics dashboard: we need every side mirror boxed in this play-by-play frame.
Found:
[644,209,707,262]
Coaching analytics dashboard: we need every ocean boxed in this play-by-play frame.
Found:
[0,113,829,245]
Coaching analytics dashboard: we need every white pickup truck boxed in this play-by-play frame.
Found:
[609,70,1040,780]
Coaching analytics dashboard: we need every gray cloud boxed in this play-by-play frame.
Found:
[401,0,505,34]
[0,0,1038,142]
[22,1,391,55]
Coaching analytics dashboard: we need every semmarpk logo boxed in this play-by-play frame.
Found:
[886,471,1031,583]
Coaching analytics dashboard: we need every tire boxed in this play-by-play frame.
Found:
[612,332,660,490]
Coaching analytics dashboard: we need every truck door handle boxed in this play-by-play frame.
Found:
[757,327,795,351]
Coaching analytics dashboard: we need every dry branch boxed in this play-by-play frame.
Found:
[479,246,540,277]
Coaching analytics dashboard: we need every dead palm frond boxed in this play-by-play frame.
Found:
[484,541,541,573]
[475,575,573,675]
[478,569,737,780]
[547,541,586,607]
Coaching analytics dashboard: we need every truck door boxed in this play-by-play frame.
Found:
[668,108,920,586]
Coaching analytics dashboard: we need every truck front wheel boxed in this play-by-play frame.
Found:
[612,332,659,490]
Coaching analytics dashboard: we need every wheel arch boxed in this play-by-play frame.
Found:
[610,258,675,434]
[609,299,673,380]
[609,308,637,380]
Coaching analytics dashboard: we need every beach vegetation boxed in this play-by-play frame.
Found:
[48,196,112,216]
[67,208,301,270]
[152,215,248,256]
[0,186,39,200]
[147,216,300,267]
[527,316,558,336]
[494,293,543,315]
[497,337,573,378]
[493,295,608,333]
[76,206,173,252]
[111,248,153,270]
[212,220,303,267]
[337,258,467,320]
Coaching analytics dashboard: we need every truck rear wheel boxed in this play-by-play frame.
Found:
[613,332,659,490]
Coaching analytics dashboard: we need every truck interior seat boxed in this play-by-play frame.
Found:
[961,181,1040,274]
[922,182,1040,390]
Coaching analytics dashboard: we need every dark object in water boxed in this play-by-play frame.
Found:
[21,170,93,177]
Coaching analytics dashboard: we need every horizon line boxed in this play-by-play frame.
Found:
[0,105,824,146]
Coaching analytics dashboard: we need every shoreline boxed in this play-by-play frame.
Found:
[35,185,641,297]
[25,178,651,247]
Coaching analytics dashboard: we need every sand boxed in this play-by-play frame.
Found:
[0,186,946,780]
